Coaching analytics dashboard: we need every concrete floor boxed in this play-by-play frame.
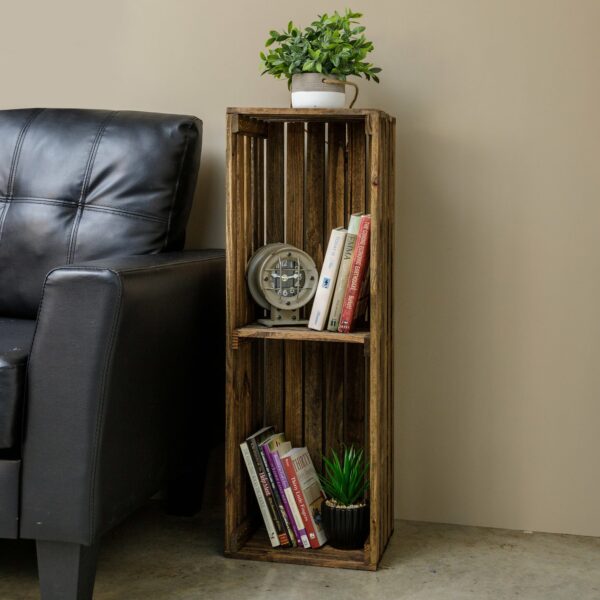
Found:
[0,503,599,600]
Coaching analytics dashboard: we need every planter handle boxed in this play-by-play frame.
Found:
[322,78,359,108]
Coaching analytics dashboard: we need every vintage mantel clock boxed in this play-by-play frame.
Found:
[246,243,318,326]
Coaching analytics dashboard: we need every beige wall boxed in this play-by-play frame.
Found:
[2,0,599,537]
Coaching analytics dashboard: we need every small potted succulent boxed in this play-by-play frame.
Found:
[261,10,382,109]
[319,445,370,549]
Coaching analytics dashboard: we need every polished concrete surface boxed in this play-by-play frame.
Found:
[1,501,599,600]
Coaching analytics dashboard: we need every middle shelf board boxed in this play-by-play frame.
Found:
[234,324,370,345]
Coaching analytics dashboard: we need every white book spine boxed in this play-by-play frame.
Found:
[240,442,279,548]
[308,227,347,330]
[327,232,358,331]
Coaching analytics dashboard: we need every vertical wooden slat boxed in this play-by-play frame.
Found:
[284,123,305,446]
[304,122,325,467]
[348,121,367,217]
[345,120,368,453]
[323,123,347,456]
[264,122,285,432]
[251,136,265,432]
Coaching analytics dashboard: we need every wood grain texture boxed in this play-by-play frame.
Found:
[250,137,265,433]
[304,122,326,469]
[323,123,347,457]
[284,122,306,447]
[367,113,383,566]
[235,325,369,344]
[226,528,375,571]
[264,122,285,433]
[225,121,257,553]
[345,120,368,452]
[227,107,386,122]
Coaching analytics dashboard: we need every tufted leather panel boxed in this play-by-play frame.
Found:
[0,108,202,318]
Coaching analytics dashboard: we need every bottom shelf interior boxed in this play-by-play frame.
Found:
[225,527,375,571]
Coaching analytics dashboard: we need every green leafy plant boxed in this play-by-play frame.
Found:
[319,445,369,506]
[260,9,382,86]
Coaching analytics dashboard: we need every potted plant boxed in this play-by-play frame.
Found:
[261,9,382,109]
[319,445,370,549]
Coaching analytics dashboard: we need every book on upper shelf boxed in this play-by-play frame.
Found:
[327,212,364,331]
[308,227,347,331]
[338,215,371,333]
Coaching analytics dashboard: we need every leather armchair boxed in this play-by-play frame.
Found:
[0,109,224,599]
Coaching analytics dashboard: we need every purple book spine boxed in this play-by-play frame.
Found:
[270,450,310,548]
[266,448,303,546]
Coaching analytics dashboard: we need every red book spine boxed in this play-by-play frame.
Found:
[338,215,371,333]
[282,456,319,549]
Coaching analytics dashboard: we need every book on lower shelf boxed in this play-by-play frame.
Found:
[241,428,327,549]
[244,427,292,548]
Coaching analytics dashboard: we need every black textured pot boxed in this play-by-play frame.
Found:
[322,501,369,550]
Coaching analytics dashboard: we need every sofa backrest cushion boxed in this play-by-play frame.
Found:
[0,108,202,318]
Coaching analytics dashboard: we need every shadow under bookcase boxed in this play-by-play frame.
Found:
[225,108,395,571]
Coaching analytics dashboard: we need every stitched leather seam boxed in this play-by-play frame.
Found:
[162,119,195,250]
[0,109,44,247]
[7,109,44,198]
[0,196,167,224]
[67,111,119,264]
[51,255,224,276]
[88,275,122,542]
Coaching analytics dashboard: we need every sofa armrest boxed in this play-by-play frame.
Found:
[20,250,224,545]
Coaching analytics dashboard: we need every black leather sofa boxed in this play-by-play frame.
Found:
[0,108,224,599]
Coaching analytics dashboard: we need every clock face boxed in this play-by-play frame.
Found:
[268,257,306,298]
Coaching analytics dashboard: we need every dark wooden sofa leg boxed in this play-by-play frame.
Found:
[36,541,99,600]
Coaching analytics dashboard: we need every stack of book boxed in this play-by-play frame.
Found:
[308,213,371,333]
[240,426,328,549]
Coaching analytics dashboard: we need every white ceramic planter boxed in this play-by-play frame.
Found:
[291,73,346,109]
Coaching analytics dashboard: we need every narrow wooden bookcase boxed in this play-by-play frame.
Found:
[225,108,395,571]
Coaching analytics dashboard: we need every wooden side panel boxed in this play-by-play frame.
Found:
[284,123,305,447]
[264,123,285,432]
[225,122,257,552]
[367,113,384,566]
[304,122,325,467]
[323,123,347,457]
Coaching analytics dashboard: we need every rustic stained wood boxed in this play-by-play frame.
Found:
[264,123,285,433]
[323,122,347,456]
[303,122,326,469]
[225,108,395,570]
[284,122,305,447]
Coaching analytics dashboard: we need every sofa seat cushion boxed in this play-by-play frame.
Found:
[0,318,35,448]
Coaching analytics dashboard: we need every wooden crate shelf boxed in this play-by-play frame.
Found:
[225,107,395,571]
[234,325,370,346]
